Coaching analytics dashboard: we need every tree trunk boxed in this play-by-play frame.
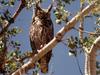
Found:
[0,36,7,74]
[84,36,100,75]
[84,51,96,75]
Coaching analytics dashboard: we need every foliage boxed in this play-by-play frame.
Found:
[53,0,76,24]
[62,0,75,4]
[25,0,75,24]
[0,0,19,7]
[0,0,22,74]
[53,0,69,24]
[66,36,95,56]
[0,40,4,52]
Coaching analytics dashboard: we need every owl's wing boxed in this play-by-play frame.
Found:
[39,23,54,73]
[30,38,38,54]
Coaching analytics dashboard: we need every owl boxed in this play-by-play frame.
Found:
[29,2,54,73]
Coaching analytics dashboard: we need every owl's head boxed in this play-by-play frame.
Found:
[34,1,53,19]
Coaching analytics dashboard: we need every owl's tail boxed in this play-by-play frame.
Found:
[39,51,52,73]
[40,58,48,73]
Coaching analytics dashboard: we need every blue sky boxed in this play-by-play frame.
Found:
[3,0,96,75]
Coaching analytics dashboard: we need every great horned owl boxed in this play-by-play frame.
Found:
[29,2,54,73]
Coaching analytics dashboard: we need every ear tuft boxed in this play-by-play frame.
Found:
[47,4,53,13]
[35,0,42,10]
[47,0,54,13]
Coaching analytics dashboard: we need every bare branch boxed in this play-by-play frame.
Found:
[12,0,26,20]
[11,0,99,75]
[84,36,100,54]
[84,36,100,75]
[90,36,100,53]
[79,3,84,42]
[0,0,26,36]
[73,27,97,35]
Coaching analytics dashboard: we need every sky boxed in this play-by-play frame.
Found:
[2,0,97,75]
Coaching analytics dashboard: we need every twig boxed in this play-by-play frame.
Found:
[73,27,99,35]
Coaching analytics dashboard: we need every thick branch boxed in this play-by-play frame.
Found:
[84,36,100,54]
[11,0,99,75]
[84,36,100,75]
[90,36,100,52]
[89,36,100,75]
[0,0,26,36]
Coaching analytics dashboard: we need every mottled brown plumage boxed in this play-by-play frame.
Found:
[29,2,54,73]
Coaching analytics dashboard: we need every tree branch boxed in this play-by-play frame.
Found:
[73,27,97,35]
[84,36,100,75]
[84,36,100,54]
[11,0,99,75]
[89,36,100,75]
[0,0,26,36]
[79,3,84,42]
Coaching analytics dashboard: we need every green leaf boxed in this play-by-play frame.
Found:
[69,49,77,56]
[96,61,100,68]
[56,19,62,24]
[75,37,78,42]
[9,0,15,6]
[7,51,14,58]
[80,0,85,5]
[1,0,5,4]
[62,0,75,4]
[15,41,21,46]
[96,18,100,26]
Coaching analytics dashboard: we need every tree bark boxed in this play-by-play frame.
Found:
[85,36,100,75]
